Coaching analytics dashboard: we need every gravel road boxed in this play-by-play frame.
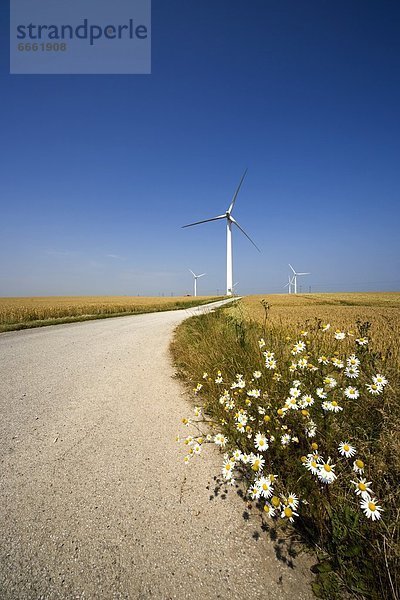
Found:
[0,301,313,599]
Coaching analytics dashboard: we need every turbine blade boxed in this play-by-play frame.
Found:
[182,215,226,228]
[289,264,296,274]
[230,217,261,252]
[297,272,310,276]
[198,273,206,278]
[189,269,196,277]
[227,169,248,215]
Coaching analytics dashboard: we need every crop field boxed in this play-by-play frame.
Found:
[229,292,400,367]
[0,295,219,332]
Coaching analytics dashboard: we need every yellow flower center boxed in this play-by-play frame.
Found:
[264,505,270,513]
[356,460,364,469]
[277,409,284,416]
[264,415,270,422]
[252,460,260,471]
[284,507,293,518]
[311,461,317,468]
[226,464,231,471]
[368,502,376,511]
[324,464,331,472]
[269,474,276,482]
[271,496,280,507]
[301,456,307,463]
[312,443,318,450]
[358,482,366,491]
[262,483,268,491]
[332,401,338,406]
[343,444,350,451]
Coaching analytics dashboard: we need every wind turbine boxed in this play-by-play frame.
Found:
[189,269,206,297]
[289,264,310,294]
[182,170,260,296]
[283,275,294,294]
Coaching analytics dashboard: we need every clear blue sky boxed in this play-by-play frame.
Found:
[1,1,399,296]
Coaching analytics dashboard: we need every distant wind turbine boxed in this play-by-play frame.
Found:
[283,274,294,294]
[289,264,310,294]
[182,170,260,296]
[189,269,206,297]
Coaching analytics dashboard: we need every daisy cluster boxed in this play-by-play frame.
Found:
[179,322,388,524]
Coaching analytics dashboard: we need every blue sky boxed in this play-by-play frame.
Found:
[1,1,399,296]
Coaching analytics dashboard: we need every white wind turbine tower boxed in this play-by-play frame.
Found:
[189,269,206,297]
[182,170,260,296]
[289,264,310,294]
[283,274,294,294]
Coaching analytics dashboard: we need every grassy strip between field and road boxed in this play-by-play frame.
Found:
[0,296,223,333]
[171,293,399,600]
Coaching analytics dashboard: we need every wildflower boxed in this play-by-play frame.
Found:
[301,394,314,407]
[258,338,266,349]
[281,506,298,523]
[305,420,317,438]
[247,388,261,398]
[291,341,306,355]
[248,484,261,500]
[281,433,291,446]
[250,454,265,472]
[265,358,277,370]
[214,433,227,447]
[263,350,275,360]
[297,358,308,369]
[183,455,190,464]
[194,383,203,394]
[257,477,274,499]
[232,449,243,461]
[193,443,202,455]
[202,372,208,379]
[184,436,194,446]
[194,406,201,417]
[324,377,337,389]
[338,441,356,458]
[263,503,276,518]
[318,356,330,365]
[285,397,299,410]
[318,459,337,484]
[360,497,383,521]
[331,358,344,369]
[273,372,282,381]
[316,387,327,399]
[356,337,369,346]
[345,366,359,379]
[241,453,251,464]
[305,456,319,476]
[253,370,262,379]
[322,400,343,413]
[322,323,331,331]
[352,478,373,500]
[285,493,300,509]
[222,459,235,480]
[215,375,223,384]
[372,374,388,387]
[347,354,360,367]
[366,383,383,395]
[353,459,365,474]
[344,386,360,400]
[334,330,346,340]
[254,432,269,452]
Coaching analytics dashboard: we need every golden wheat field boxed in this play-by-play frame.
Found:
[0,295,217,331]
[230,292,400,367]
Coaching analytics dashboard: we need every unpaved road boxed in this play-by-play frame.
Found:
[0,301,313,599]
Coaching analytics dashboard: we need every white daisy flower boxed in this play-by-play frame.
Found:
[289,387,301,398]
[366,383,383,395]
[258,338,266,349]
[291,341,306,355]
[352,478,373,500]
[222,459,235,480]
[338,441,356,458]
[347,354,360,367]
[263,503,276,518]
[254,432,269,452]
[316,387,327,399]
[257,477,274,499]
[356,337,369,346]
[345,366,360,379]
[281,433,291,446]
[344,386,360,400]
[280,506,298,522]
[248,484,261,500]
[322,323,331,331]
[317,459,337,484]
[215,376,223,384]
[253,370,262,379]
[250,454,265,472]
[331,358,344,369]
[360,497,383,521]
[214,433,228,447]
[372,374,388,387]
[301,394,315,407]
[324,377,337,389]
[297,358,308,369]
[305,421,317,437]
[322,400,343,413]
[194,383,203,394]
[194,406,201,417]
[283,493,300,509]
[334,331,346,340]
[193,443,202,455]
[305,456,319,475]
[265,358,277,370]
[353,459,365,474]
[318,355,330,365]
[292,379,301,388]
[247,388,261,398]
[202,372,208,379]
